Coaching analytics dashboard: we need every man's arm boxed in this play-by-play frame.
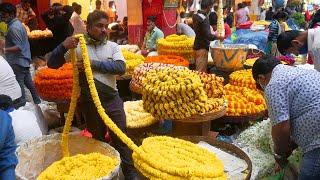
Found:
[91,45,126,75]
[47,44,68,69]
[272,120,293,156]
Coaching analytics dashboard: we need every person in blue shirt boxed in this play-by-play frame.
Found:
[252,56,320,179]
[0,109,18,180]
[266,10,287,56]
[0,3,41,106]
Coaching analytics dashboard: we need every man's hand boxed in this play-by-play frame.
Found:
[215,35,225,41]
[62,36,79,50]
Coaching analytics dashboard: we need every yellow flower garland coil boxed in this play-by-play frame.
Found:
[38,153,118,180]
[142,67,224,120]
[157,34,194,60]
[133,136,226,179]
[122,50,145,75]
[124,100,157,128]
[55,34,226,180]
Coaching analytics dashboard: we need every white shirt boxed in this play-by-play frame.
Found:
[260,10,266,20]
[0,56,22,100]
[307,28,320,71]
[70,12,86,35]
[244,6,250,15]
[75,41,125,90]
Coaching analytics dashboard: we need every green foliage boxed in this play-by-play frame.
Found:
[291,12,305,27]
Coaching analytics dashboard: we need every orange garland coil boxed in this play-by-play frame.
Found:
[145,55,189,67]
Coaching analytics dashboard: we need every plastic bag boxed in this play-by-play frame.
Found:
[264,163,299,180]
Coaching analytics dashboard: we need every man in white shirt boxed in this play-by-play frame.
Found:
[277,29,320,71]
[0,56,23,109]
[47,10,138,180]
[70,3,86,35]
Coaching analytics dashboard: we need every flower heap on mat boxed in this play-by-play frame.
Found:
[145,55,189,67]
[121,50,145,75]
[130,63,185,94]
[157,34,194,60]
[142,67,224,120]
[224,69,266,116]
[23,23,53,39]
[34,63,73,101]
[55,34,227,179]
[37,153,118,180]
[124,100,157,128]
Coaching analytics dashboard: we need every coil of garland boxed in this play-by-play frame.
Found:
[194,71,225,98]
[34,63,73,101]
[142,67,225,120]
[124,100,157,128]
[145,55,189,67]
[51,34,227,180]
[130,63,186,94]
[157,34,195,60]
[121,50,145,75]
[216,0,225,38]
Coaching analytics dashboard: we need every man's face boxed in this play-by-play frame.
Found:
[96,4,101,10]
[76,8,82,15]
[285,39,305,56]
[147,20,155,31]
[88,18,108,41]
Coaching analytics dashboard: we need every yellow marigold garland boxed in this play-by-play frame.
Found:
[61,48,80,157]
[59,34,226,180]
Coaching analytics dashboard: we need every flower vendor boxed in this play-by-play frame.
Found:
[0,3,41,106]
[192,0,223,72]
[266,11,287,56]
[277,29,320,72]
[47,10,138,180]
[252,56,320,179]
[16,0,36,30]
[0,56,24,109]
[176,22,195,38]
[141,15,164,57]
[0,110,18,180]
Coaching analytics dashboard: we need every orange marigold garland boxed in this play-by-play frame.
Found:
[145,55,189,67]
[34,63,73,101]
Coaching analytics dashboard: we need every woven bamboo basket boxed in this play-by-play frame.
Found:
[16,133,120,180]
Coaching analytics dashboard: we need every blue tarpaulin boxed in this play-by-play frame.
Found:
[223,29,268,52]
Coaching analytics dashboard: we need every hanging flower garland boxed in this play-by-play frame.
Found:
[34,63,73,101]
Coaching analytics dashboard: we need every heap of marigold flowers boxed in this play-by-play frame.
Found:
[34,63,73,101]
[157,34,194,60]
[145,55,189,67]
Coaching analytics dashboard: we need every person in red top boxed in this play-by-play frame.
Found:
[209,12,232,38]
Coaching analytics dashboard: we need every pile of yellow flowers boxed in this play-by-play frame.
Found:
[122,50,145,75]
[142,67,224,120]
[157,34,194,60]
[54,34,226,180]
[229,69,257,89]
[37,153,118,180]
[124,100,157,128]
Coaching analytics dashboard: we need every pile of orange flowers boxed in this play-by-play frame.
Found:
[224,69,266,116]
[34,63,73,101]
[145,55,189,67]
